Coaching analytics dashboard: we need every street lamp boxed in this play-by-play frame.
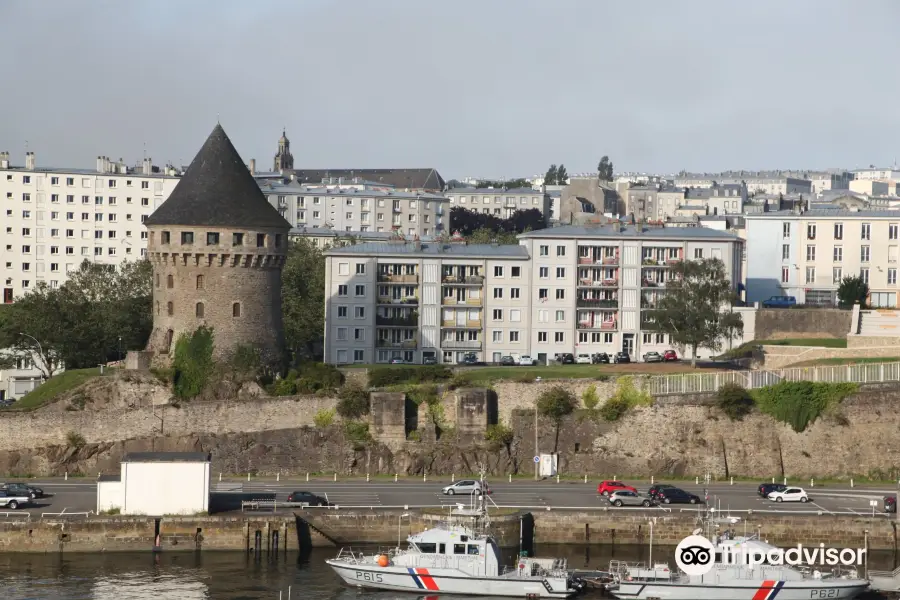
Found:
[18,333,46,378]
[118,336,123,363]
[397,512,410,550]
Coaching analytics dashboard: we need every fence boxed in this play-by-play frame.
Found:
[648,361,900,396]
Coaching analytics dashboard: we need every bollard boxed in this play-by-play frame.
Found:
[277,472,280,482]
[584,474,587,484]
[65,472,68,481]
[219,473,222,482]
[452,474,455,482]
[366,473,370,483]
[424,472,427,483]
[247,473,251,482]
[811,478,814,487]
[771,477,775,484]
[695,477,699,484]
[556,474,560,483]
[651,476,654,485]
[306,472,309,482]
[334,472,337,482]
[850,478,854,488]
[783,477,787,485]
[509,474,512,483]
[394,473,398,482]
[730,477,734,485]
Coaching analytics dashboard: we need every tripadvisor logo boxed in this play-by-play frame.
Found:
[675,535,866,576]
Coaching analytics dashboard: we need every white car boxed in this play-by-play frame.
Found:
[767,487,809,503]
[0,491,29,510]
[441,480,490,496]
[575,354,592,364]
[518,355,536,366]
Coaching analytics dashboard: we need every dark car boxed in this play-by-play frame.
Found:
[1,482,44,499]
[613,352,631,364]
[591,353,610,364]
[422,356,437,365]
[286,491,329,506]
[758,483,787,497]
[558,353,575,365]
[499,356,516,366]
[462,353,479,365]
[657,488,702,505]
[647,484,678,499]
[885,496,896,513]
[762,295,797,308]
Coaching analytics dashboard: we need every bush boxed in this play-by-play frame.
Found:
[172,326,215,399]
[537,387,577,423]
[582,384,600,410]
[598,396,630,422]
[752,381,857,432]
[485,423,514,447]
[66,431,86,448]
[368,365,452,388]
[295,362,344,390]
[343,421,372,448]
[336,384,370,419]
[229,344,262,380]
[598,376,652,422]
[407,384,440,406]
[407,430,422,442]
[313,408,335,428]
[717,383,755,420]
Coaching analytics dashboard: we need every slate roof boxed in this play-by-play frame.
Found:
[144,124,290,229]
[289,168,445,191]
[122,452,211,463]
[518,224,741,241]
[326,242,530,258]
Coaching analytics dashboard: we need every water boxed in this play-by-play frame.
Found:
[0,546,895,600]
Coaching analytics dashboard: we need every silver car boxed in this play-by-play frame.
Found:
[608,490,654,507]
[441,480,489,496]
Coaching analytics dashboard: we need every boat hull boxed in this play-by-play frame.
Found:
[327,560,574,598]
[613,579,869,600]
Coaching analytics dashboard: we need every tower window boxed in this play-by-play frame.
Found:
[275,234,283,248]
[233,233,244,246]
[155,274,159,288]
[196,302,204,318]
[181,231,194,245]
[196,275,204,290]
[232,302,241,318]
[166,274,173,289]
[256,233,266,248]
[161,231,170,244]
[166,301,173,316]
[206,232,220,245]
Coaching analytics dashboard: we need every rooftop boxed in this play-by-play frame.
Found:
[122,452,211,463]
[261,182,446,200]
[326,241,530,258]
[289,168,444,191]
[745,209,900,218]
[0,165,178,179]
[144,124,290,229]
[291,228,436,241]
[518,224,741,241]
[447,187,543,195]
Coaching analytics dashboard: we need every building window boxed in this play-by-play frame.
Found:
[196,275,204,289]
[891,224,899,241]
[510,288,520,299]
[834,223,843,240]
[833,246,842,262]
[167,301,174,316]
[806,223,816,240]
[539,245,549,256]
[233,302,241,317]
[494,266,504,277]
[196,302,205,318]
[355,284,365,296]
[860,267,869,284]
[354,328,365,341]
[556,267,565,278]
[554,332,564,343]
[782,223,790,238]
[539,288,548,299]
[781,245,789,260]
[781,267,789,284]
[555,310,564,322]
[694,248,704,259]
[493,288,503,299]
[256,233,266,247]
[833,267,842,284]
[556,245,566,257]
[806,245,816,261]
[889,268,897,285]
[538,331,547,342]
[167,274,174,289]
[805,267,816,284]
[337,306,347,318]
[539,267,548,278]
[511,266,521,278]
[492,330,502,342]
[604,333,613,344]
[233,232,244,246]
[181,231,194,245]
[356,264,366,275]
[206,232,220,245]
[354,306,365,318]
[861,246,870,263]
[509,331,519,342]
[275,234,283,248]
[556,289,565,300]
[338,285,348,296]
[161,231,171,244]
[492,309,502,320]
[353,350,364,362]
[861,223,871,240]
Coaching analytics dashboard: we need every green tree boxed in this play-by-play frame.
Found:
[281,238,326,362]
[645,258,743,367]
[544,164,558,185]
[555,164,568,184]
[536,386,576,453]
[597,156,614,181]
[837,275,868,309]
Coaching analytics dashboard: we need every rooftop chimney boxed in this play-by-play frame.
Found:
[25,152,35,170]
[97,156,103,172]
[0,152,9,169]
[249,158,256,176]
[142,157,152,176]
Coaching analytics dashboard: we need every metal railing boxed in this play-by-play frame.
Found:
[648,361,900,396]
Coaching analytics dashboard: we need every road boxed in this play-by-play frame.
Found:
[7,477,899,519]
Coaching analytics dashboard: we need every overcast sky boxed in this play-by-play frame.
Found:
[2,0,899,179]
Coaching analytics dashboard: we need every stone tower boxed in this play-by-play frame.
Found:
[273,129,294,172]
[144,124,292,366]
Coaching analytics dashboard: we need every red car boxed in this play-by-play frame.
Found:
[663,350,678,362]
[597,480,637,496]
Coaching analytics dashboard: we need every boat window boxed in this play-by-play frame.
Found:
[439,543,446,554]
[467,544,480,555]
[454,544,466,554]
[418,543,437,553]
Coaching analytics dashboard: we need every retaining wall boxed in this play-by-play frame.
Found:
[755,309,851,340]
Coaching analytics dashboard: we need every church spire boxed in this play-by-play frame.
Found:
[274,129,294,172]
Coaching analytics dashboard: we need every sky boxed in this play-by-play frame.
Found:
[2,0,900,179]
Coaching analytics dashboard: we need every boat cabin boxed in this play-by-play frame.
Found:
[399,526,502,577]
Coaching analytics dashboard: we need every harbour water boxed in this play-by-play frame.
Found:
[0,545,895,600]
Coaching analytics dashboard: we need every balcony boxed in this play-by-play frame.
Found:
[442,296,483,306]
[578,278,619,288]
[377,273,419,284]
[576,298,618,309]
[641,258,671,267]
[578,256,620,266]
[440,339,482,350]
[377,296,419,305]
[442,319,483,328]
[442,274,485,285]
[577,319,618,331]
[641,279,669,289]
[376,314,418,327]
[392,206,402,213]
[376,339,417,349]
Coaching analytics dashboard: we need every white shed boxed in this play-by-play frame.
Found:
[96,452,211,516]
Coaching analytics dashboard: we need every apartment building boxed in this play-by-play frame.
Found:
[0,152,180,301]
[853,167,900,182]
[745,210,900,307]
[444,187,551,222]
[673,173,811,196]
[323,241,531,365]
[849,179,893,197]
[323,225,744,365]
[261,181,448,237]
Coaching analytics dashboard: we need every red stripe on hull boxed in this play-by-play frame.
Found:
[751,580,776,600]
[415,567,440,591]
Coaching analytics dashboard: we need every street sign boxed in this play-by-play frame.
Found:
[870,500,879,507]
[533,456,541,463]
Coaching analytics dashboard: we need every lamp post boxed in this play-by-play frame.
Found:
[118,336,123,363]
[18,333,46,378]
[397,512,410,550]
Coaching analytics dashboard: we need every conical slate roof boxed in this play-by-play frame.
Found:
[144,124,290,229]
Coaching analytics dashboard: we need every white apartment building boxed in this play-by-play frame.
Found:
[0,152,180,301]
[444,187,551,222]
[260,181,448,237]
[745,210,900,308]
[849,179,893,197]
[323,225,744,365]
[673,174,811,196]
[853,167,900,182]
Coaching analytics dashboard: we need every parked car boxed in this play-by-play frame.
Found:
[613,352,631,364]
[597,480,637,497]
[558,353,575,365]
[656,488,702,505]
[885,496,896,513]
[647,484,678,499]
[591,353,610,364]
[518,355,537,366]
[286,491,329,506]
[0,399,13,408]
[499,356,516,366]
[767,486,809,503]
[762,296,797,308]
[390,358,406,364]
[422,356,437,365]
[462,353,479,366]
[0,490,29,510]
[1,482,44,499]
[663,350,678,362]
[576,354,592,364]
[642,351,663,363]
[442,480,491,496]
[608,490,654,508]
[757,483,787,497]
